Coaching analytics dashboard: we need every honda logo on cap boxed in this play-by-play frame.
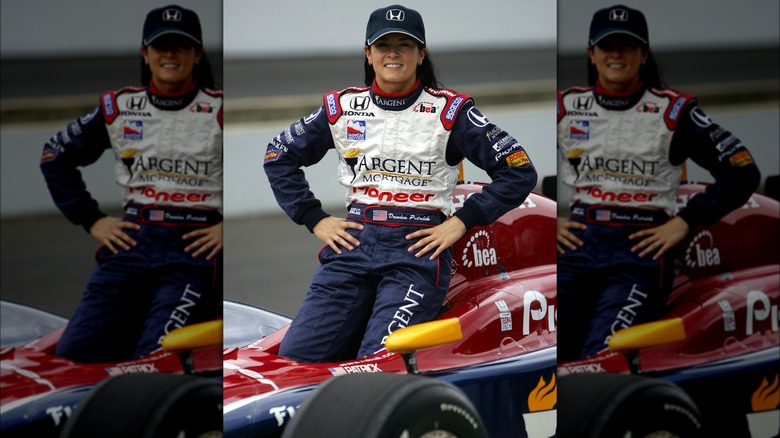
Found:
[609,9,628,22]
[163,8,182,22]
[386,9,405,21]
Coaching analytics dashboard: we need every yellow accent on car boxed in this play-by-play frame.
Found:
[608,318,686,353]
[385,318,462,354]
[161,320,223,352]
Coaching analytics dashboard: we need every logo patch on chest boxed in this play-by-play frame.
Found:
[123,120,143,140]
[346,120,367,140]
[569,120,589,140]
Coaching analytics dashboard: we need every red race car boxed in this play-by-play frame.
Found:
[223,183,559,438]
[0,301,223,437]
[558,183,780,438]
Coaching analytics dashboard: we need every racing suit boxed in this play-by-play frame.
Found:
[40,82,223,362]
[264,80,537,362]
[556,82,760,360]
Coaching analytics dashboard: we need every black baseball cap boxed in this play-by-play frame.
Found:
[589,4,649,46]
[142,4,202,46]
[365,5,426,46]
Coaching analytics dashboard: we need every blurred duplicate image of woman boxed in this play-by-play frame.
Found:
[40,4,223,363]
[556,4,760,361]
[263,4,538,363]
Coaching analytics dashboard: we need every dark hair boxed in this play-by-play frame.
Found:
[363,43,442,89]
[140,49,218,89]
[587,46,664,89]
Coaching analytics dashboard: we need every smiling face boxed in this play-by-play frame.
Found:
[365,33,426,94]
[588,34,648,94]
[142,34,202,94]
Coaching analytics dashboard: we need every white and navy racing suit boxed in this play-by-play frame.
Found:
[264,80,537,362]
[40,83,223,362]
[556,82,760,360]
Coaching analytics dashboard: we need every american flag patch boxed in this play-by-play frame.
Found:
[595,209,611,221]
[328,367,347,376]
[372,210,387,221]
[149,209,165,221]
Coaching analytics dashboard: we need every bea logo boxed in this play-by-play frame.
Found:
[461,230,497,268]
[684,230,721,268]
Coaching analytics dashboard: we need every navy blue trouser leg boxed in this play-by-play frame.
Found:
[278,222,451,363]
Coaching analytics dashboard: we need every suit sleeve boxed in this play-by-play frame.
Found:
[446,103,538,230]
[39,105,112,232]
[670,101,761,227]
[262,107,336,232]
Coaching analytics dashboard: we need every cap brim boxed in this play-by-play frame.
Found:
[590,29,647,46]
[143,29,201,46]
[366,29,424,46]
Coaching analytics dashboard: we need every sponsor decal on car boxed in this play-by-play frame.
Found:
[328,363,382,375]
[746,290,778,336]
[461,230,496,269]
[746,374,780,438]
[269,405,298,427]
[717,300,736,332]
[523,290,556,336]
[524,374,557,438]
[684,230,721,269]
[45,405,73,427]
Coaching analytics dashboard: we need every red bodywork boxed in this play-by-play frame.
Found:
[559,184,779,375]
[0,325,221,430]
[557,184,780,431]
[223,184,558,412]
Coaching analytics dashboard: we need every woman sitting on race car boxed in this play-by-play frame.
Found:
[39,4,223,363]
[555,4,761,361]
[263,4,538,363]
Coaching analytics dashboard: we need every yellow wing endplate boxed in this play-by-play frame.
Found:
[608,318,686,353]
[385,318,463,354]
[161,320,223,352]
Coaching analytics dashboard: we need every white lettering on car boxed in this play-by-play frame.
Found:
[746,290,778,335]
[523,290,556,335]
[269,405,296,427]
[46,405,73,427]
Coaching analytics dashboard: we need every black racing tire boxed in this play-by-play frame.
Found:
[281,373,487,438]
[558,373,703,438]
[59,373,222,438]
